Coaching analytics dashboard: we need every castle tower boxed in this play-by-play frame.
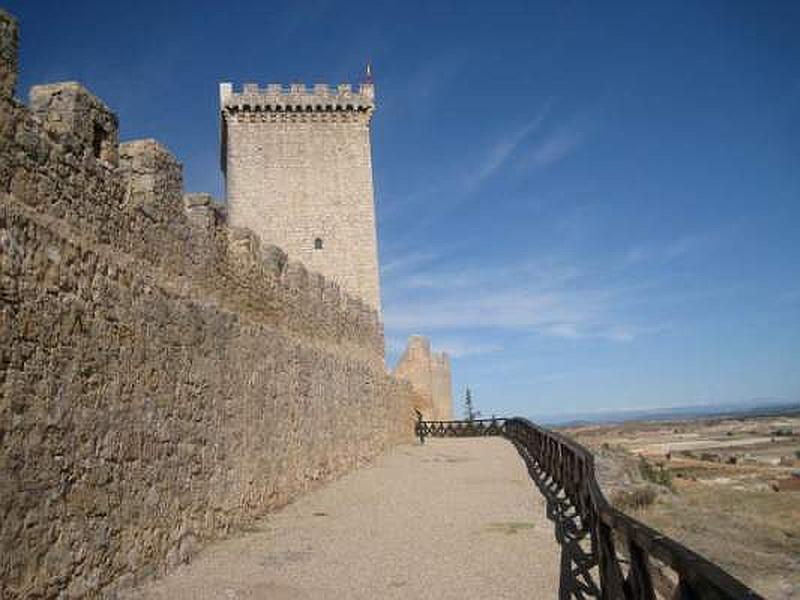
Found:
[219,80,381,312]
[394,336,453,421]
[430,352,453,421]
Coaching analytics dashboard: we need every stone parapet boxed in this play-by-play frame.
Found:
[119,139,183,222]
[183,192,222,230]
[1,80,383,361]
[220,81,375,113]
[30,81,119,166]
[0,9,17,99]
[0,196,413,597]
[431,351,453,420]
[220,76,382,312]
[393,336,453,421]
[0,11,408,597]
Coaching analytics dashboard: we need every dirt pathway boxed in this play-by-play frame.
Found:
[128,438,560,599]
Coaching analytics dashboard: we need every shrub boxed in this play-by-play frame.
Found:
[611,487,657,512]
[639,456,674,491]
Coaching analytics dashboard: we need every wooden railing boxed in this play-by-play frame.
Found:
[418,416,764,599]
[414,417,506,442]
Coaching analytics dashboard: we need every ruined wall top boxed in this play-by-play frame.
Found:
[0,38,383,362]
[30,81,120,166]
[431,351,450,367]
[429,351,453,421]
[219,81,375,113]
[406,335,432,357]
[219,73,381,312]
[0,8,18,99]
[393,335,453,420]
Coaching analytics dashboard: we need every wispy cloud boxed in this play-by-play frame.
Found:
[527,126,585,168]
[466,100,553,189]
[380,236,711,345]
[396,258,581,291]
[622,230,733,267]
[378,101,599,236]
[429,338,504,358]
[522,111,595,169]
[385,334,501,361]
[383,253,629,340]
[381,52,467,118]
[776,288,800,305]
[380,251,440,276]
[384,286,618,335]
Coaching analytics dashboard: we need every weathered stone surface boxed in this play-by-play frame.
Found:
[431,350,453,420]
[394,335,453,420]
[0,14,416,598]
[0,9,16,99]
[0,80,384,361]
[30,81,119,166]
[220,81,382,312]
[119,139,181,218]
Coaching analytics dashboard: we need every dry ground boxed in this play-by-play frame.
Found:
[126,438,560,599]
[565,414,800,599]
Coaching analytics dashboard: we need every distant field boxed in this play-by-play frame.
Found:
[562,413,800,599]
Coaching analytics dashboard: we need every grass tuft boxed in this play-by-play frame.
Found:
[486,521,537,535]
[639,456,674,491]
[611,486,658,511]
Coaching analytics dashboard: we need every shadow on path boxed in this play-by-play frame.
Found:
[510,439,602,600]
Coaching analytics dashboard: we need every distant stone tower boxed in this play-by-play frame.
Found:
[219,78,381,312]
[394,336,453,421]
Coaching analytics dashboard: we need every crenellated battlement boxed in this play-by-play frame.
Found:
[220,81,375,114]
[0,71,382,364]
[30,82,119,166]
[393,336,453,421]
[220,75,381,312]
[431,351,450,367]
[0,12,418,598]
[0,8,17,98]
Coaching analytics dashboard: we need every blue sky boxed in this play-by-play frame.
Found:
[7,0,800,419]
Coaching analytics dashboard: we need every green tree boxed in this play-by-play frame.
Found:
[464,387,480,421]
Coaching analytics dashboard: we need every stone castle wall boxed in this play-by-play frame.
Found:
[393,336,453,421]
[220,82,382,312]
[431,352,454,421]
[0,12,419,597]
[0,8,17,98]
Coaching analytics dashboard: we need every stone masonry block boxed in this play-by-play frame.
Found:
[261,244,288,277]
[29,81,119,165]
[0,9,18,99]
[227,226,261,263]
[183,193,217,228]
[119,139,183,222]
[220,79,381,312]
[393,335,453,421]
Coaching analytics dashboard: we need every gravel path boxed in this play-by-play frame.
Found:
[129,438,560,599]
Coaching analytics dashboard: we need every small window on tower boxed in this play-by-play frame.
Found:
[92,122,107,159]
[314,237,323,250]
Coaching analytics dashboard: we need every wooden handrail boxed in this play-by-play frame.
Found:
[419,416,764,599]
